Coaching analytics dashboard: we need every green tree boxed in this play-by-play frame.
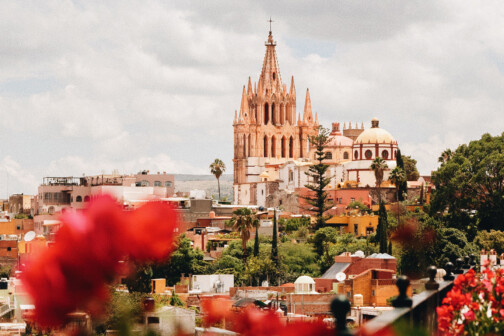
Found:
[377,202,388,253]
[303,126,332,229]
[474,230,504,254]
[271,209,279,266]
[124,263,153,293]
[311,227,339,256]
[230,208,256,264]
[347,200,370,213]
[395,150,408,201]
[253,225,260,257]
[169,290,185,307]
[279,242,320,282]
[403,155,420,181]
[431,133,504,231]
[438,148,453,164]
[153,235,205,285]
[390,167,406,203]
[209,158,226,201]
[370,157,388,205]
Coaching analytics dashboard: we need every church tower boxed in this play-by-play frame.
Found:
[233,29,318,205]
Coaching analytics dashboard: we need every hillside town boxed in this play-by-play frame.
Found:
[1,3,504,336]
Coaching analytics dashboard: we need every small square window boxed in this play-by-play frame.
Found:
[7,247,11,252]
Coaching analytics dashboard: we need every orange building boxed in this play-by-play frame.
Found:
[325,213,378,237]
[233,29,318,205]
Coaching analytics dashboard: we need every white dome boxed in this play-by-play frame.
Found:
[294,275,315,284]
[355,118,396,145]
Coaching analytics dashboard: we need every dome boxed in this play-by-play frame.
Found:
[355,118,396,145]
[294,275,315,284]
[326,134,353,147]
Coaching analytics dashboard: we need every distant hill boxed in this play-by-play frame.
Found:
[174,174,233,200]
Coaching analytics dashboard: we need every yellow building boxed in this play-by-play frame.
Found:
[326,213,378,237]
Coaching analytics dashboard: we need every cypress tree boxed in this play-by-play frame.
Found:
[271,209,279,266]
[396,150,408,201]
[377,202,388,253]
[253,225,259,257]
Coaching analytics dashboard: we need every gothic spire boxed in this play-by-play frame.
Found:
[240,85,249,121]
[259,31,282,96]
[303,89,313,123]
[247,77,253,96]
[289,76,296,97]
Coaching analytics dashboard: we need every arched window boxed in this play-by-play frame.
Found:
[48,206,55,215]
[264,103,269,124]
[289,137,294,158]
[271,103,276,125]
[248,134,251,157]
[84,196,90,202]
[76,196,82,202]
[165,181,172,187]
[381,150,389,159]
[243,134,247,157]
[365,150,373,159]
[154,181,162,187]
[281,137,286,158]
[343,152,349,160]
[354,151,359,159]
[325,152,333,160]
[271,136,276,157]
[264,136,268,157]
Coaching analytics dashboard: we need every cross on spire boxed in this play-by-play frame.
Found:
[268,17,274,34]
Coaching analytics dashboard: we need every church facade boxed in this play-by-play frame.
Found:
[232,31,318,205]
[232,30,400,209]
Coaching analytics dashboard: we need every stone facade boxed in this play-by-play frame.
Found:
[233,30,318,205]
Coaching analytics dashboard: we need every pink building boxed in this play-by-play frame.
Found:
[33,171,175,236]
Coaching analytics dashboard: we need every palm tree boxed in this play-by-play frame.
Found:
[370,157,388,204]
[389,167,406,202]
[209,159,226,201]
[438,149,453,164]
[230,207,256,264]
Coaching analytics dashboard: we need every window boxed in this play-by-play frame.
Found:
[165,181,172,187]
[44,193,51,200]
[76,196,82,202]
[154,181,161,187]
[140,180,149,187]
[16,226,20,230]
[48,206,55,215]
[381,150,389,159]
[365,150,373,159]
[354,224,358,235]
[372,290,375,296]
[351,198,355,202]
[289,170,294,182]
[354,151,359,159]
[343,152,349,160]
[272,72,276,80]
[147,317,160,324]
[366,227,374,236]
[325,152,333,160]
[7,247,11,252]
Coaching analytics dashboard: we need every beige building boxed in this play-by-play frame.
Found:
[233,30,318,205]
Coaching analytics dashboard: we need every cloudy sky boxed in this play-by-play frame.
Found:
[0,0,503,196]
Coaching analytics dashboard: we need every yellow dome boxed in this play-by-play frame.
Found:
[259,171,270,179]
[355,118,396,144]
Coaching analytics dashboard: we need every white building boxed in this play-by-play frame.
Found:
[191,274,234,294]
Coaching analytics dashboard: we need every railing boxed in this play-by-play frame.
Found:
[331,254,477,335]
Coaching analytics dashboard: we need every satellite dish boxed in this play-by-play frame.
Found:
[336,272,347,282]
[24,231,36,242]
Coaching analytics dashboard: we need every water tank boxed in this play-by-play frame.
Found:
[353,294,363,307]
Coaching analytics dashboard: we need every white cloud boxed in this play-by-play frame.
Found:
[0,1,503,196]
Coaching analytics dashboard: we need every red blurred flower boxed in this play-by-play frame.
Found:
[200,297,233,326]
[22,195,180,328]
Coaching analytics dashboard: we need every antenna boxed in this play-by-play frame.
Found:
[24,231,36,242]
[336,272,347,282]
